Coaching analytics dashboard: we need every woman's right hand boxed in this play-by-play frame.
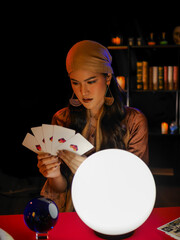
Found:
[37,153,61,178]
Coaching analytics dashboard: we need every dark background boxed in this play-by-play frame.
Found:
[2,9,180,178]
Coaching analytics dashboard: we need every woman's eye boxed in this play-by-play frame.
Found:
[87,80,97,84]
[71,81,79,85]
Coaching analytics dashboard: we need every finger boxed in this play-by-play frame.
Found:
[58,151,83,174]
[58,153,71,166]
[58,150,76,161]
[37,153,51,160]
[62,151,85,165]
[40,165,60,178]
[41,161,61,172]
[62,150,78,157]
[39,162,60,176]
[37,156,59,169]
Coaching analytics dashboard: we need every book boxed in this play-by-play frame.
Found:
[168,66,173,90]
[158,66,164,90]
[164,66,168,90]
[142,61,148,90]
[158,217,180,240]
[173,66,179,90]
[152,66,158,90]
[136,63,179,91]
[149,66,153,90]
[136,62,143,90]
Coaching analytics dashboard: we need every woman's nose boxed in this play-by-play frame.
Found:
[81,84,89,96]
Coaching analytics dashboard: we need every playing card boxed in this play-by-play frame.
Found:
[158,217,180,240]
[57,133,94,155]
[31,126,47,152]
[22,124,94,156]
[51,125,75,155]
[22,133,44,154]
[42,124,54,154]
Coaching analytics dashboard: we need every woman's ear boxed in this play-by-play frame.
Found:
[106,73,112,86]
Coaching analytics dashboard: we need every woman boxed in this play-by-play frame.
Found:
[37,40,149,212]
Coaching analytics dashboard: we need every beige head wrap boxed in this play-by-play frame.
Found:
[66,40,113,75]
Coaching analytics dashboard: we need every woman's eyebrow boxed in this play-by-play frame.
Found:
[70,76,97,82]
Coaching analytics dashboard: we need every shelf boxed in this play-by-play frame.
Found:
[108,46,128,50]
[108,45,180,50]
[149,133,180,137]
[150,167,174,176]
[130,90,179,93]
[131,45,180,49]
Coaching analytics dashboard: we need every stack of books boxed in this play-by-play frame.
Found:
[136,61,179,91]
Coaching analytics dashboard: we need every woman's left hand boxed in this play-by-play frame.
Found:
[58,150,86,174]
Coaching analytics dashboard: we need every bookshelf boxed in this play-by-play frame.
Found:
[108,45,180,177]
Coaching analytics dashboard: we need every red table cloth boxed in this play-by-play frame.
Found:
[0,207,179,240]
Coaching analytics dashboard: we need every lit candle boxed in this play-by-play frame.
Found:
[111,36,123,45]
[116,76,125,90]
[161,122,168,134]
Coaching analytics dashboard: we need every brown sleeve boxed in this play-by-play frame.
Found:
[51,107,70,126]
[125,108,149,165]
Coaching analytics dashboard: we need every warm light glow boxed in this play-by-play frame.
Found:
[161,122,168,134]
[111,37,122,45]
[116,76,126,90]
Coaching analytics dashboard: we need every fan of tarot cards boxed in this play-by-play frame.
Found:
[22,124,94,156]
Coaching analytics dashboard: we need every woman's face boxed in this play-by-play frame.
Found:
[70,69,111,115]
